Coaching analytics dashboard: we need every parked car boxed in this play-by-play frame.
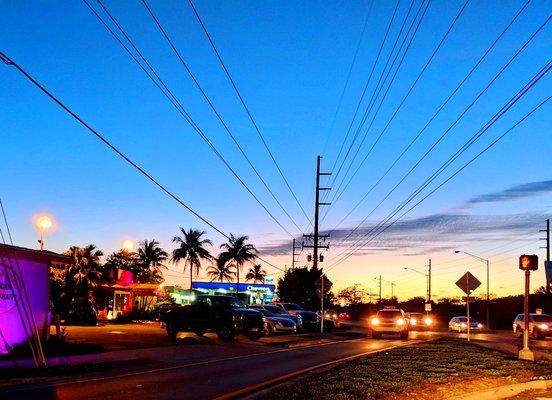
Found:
[159,295,265,341]
[323,309,340,328]
[270,302,321,331]
[65,298,98,326]
[513,313,552,339]
[249,304,303,331]
[370,308,409,339]
[405,312,434,331]
[448,316,483,332]
[252,308,297,334]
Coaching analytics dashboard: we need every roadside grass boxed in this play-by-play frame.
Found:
[256,338,552,400]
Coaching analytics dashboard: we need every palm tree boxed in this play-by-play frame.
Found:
[246,264,267,283]
[171,228,213,290]
[219,234,257,297]
[63,244,104,297]
[207,254,235,283]
[137,239,168,283]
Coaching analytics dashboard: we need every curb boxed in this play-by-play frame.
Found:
[445,380,552,400]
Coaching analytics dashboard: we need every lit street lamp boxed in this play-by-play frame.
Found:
[455,250,490,329]
[36,215,52,250]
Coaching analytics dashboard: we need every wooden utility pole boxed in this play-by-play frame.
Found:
[302,155,331,333]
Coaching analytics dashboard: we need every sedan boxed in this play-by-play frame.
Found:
[254,308,297,334]
[448,316,483,332]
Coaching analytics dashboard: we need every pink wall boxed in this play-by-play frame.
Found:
[0,257,50,354]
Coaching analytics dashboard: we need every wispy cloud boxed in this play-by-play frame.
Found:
[258,180,551,258]
[465,180,552,206]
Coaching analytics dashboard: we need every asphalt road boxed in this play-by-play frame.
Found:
[0,333,439,400]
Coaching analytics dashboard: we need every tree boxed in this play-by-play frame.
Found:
[246,264,267,283]
[277,266,331,310]
[63,244,105,297]
[137,239,167,283]
[207,254,235,282]
[336,285,369,306]
[105,249,140,277]
[219,234,257,297]
[172,228,213,290]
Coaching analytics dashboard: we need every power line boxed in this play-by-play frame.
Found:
[326,13,550,251]
[327,89,551,271]
[83,0,294,238]
[138,0,304,234]
[0,52,284,272]
[320,0,374,157]
[327,0,427,200]
[327,0,402,182]
[325,0,470,218]
[185,0,312,227]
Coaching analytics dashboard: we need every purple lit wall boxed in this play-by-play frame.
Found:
[0,255,50,354]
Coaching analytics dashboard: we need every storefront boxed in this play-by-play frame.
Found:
[98,270,162,320]
[191,281,276,304]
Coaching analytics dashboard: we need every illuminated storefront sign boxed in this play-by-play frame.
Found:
[0,266,16,313]
[191,281,275,303]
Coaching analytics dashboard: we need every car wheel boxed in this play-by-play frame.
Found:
[371,330,381,339]
[264,322,274,336]
[400,331,408,340]
[166,322,178,339]
[216,325,235,342]
[531,328,542,340]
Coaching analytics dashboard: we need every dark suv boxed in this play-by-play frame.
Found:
[159,295,265,341]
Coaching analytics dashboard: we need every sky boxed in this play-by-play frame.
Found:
[1,0,551,301]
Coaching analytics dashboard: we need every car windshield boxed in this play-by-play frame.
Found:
[533,315,552,322]
[256,309,274,317]
[283,303,304,311]
[377,310,402,318]
[457,317,477,323]
[206,297,245,309]
[265,305,288,314]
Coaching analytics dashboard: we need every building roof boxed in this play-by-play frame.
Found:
[0,243,71,264]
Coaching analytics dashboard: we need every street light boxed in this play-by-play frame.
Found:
[404,267,430,303]
[455,250,490,329]
[36,215,52,250]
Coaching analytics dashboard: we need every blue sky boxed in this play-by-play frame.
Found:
[1,0,551,298]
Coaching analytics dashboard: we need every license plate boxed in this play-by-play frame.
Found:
[251,327,259,332]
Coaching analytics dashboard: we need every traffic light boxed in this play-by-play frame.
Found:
[519,254,538,271]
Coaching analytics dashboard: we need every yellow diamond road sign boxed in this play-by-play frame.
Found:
[455,271,481,295]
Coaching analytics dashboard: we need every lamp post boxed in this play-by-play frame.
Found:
[455,250,490,329]
[404,267,430,303]
[36,216,52,250]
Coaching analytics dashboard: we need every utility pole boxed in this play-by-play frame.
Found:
[540,219,550,293]
[378,275,382,303]
[291,238,301,269]
[390,282,396,299]
[428,259,432,302]
[302,155,331,333]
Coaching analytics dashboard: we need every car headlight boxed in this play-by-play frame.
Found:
[477,323,483,329]
[396,318,405,326]
[371,317,380,326]
[540,323,549,330]
[410,318,417,325]
[460,322,467,328]
[424,317,432,326]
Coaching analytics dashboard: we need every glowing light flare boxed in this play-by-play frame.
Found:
[36,215,53,231]
[371,317,380,326]
[122,239,135,252]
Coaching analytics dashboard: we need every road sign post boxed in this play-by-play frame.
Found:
[519,254,538,361]
[455,271,481,342]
